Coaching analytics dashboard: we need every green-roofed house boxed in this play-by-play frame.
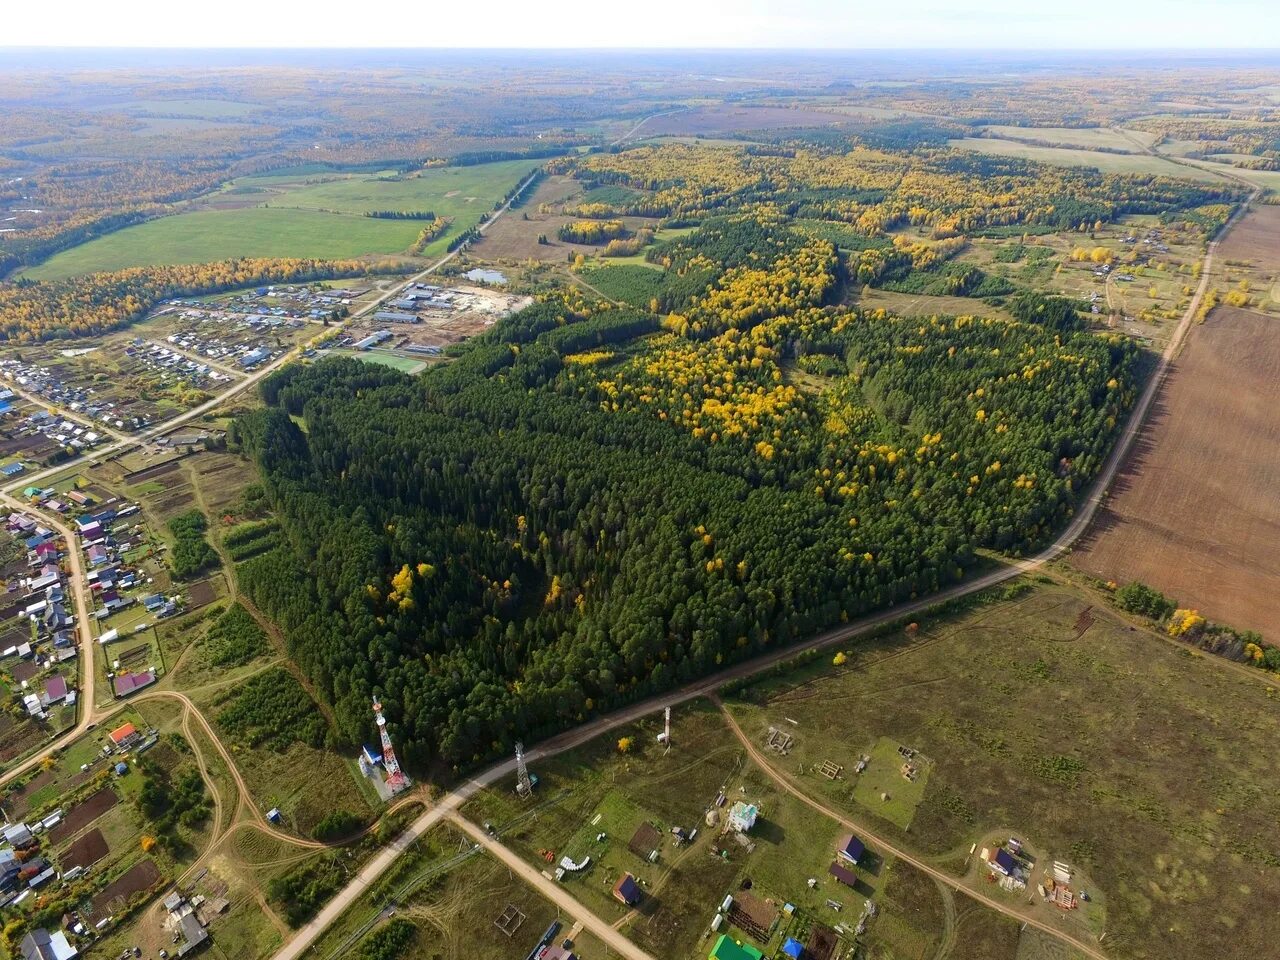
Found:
[709,934,763,960]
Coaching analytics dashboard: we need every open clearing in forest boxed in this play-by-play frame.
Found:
[948,138,1229,181]
[636,104,856,137]
[980,126,1158,152]
[1071,301,1280,638]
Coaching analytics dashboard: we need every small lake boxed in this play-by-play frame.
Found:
[464,268,507,285]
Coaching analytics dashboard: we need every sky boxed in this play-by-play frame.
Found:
[4,0,1280,49]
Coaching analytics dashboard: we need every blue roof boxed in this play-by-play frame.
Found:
[783,939,804,959]
[841,835,865,862]
[994,848,1018,873]
[0,461,22,474]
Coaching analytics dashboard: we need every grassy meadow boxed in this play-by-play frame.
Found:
[26,158,541,280]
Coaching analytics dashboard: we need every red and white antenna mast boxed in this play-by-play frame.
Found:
[373,697,408,793]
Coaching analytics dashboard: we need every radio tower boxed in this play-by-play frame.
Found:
[515,742,533,798]
[372,697,409,794]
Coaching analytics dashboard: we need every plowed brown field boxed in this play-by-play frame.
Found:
[1072,302,1280,637]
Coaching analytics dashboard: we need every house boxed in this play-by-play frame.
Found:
[782,939,805,960]
[19,928,78,960]
[0,849,20,892]
[988,847,1019,877]
[109,721,140,750]
[66,490,92,508]
[113,669,157,698]
[836,834,865,866]
[727,801,758,833]
[43,676,68,705]
[77,521,102,541]
[708,935,763,960]
[86,545,108,567]
[177,912,209,956]
[612,872,641,906]
[43,602,68,631]
[141,593,165,612]
[2,823,35,849]
[828,862,858,888]
[240,347,271,369]
[0,463,24,477]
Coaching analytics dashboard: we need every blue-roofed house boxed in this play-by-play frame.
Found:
[782,938,804,960]
[989,847,1019,877]
[837,834,865,865]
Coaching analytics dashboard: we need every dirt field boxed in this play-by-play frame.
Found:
[473,174,586,261]
[91,858,162,917]
[49,785,121,845]
[637,104,854,137]
[1071,303,1280,637]
[62,827,110,870]
[1215,202,1280,273]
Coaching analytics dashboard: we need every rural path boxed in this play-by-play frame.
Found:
[714,698,1108,960]
[448,814,658,960]
[0,167,544,788]
[0,487,97,779]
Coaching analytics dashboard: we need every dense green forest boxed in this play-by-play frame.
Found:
[226,206,1159,773]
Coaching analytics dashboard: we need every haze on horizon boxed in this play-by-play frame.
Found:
[5,0,1280,51]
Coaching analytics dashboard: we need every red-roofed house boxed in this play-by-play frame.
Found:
[109,721,139,749]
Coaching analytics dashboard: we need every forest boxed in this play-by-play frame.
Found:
[223,172,1195,772]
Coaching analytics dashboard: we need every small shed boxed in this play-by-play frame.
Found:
[782,938,805,959]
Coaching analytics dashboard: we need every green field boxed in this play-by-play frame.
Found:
[27,158,541,280]
[26,208,421,280]
[325,348,428,374]
[726,580,1280,960]
[981,125,1158,152]
[949,138,1230,182]
[128,98,264,118]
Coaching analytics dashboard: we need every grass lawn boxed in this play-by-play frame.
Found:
[725,580,1280,960]
[325,348,427,374]
[26,208,423,280]
[948,138,1231,182]
[850,737,930,830]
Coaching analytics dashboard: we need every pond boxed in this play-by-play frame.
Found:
[464,267,507,284]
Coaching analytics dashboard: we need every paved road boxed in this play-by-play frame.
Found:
[270,188,1261,960]
[449,813,657,960]
[716,700,1107,960]
[0,170,543,789]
